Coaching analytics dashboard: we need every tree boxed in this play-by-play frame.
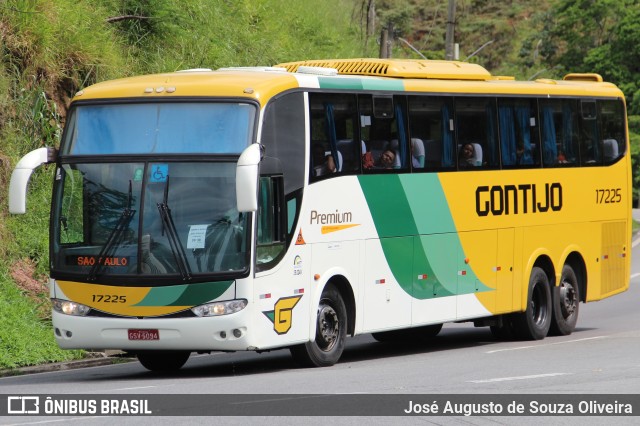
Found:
[356,0,415,58]
[538,0,640,113]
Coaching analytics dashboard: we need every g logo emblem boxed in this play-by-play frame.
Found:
[263,296,302,335]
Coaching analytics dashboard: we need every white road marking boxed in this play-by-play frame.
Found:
[468,372,570,383]
[486,336,607,354]
[630,272,640,280]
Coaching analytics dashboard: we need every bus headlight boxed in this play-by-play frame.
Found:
[191,299,247,317]
[52,299,91,316]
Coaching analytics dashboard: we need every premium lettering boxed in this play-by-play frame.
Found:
[476,183,562,216]
[310,209,353,225]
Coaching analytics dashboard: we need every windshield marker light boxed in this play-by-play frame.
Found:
[191,299,247,317]
[52,299,91,316]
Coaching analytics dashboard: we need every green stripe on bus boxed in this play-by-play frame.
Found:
[318,77,363,90]
[359,174,490,299]
[170,280,234,306]
[358,175,417,237]
[134,281,234,306]
[362,79,405,91]
[318,77,404,91]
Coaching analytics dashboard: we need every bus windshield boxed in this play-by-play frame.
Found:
[51,101,257,284]
[52,161,249,283]
[62,102,255,155]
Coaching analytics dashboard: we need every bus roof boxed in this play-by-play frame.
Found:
[72,59,624,105]
[277,58,493,80]
[72,68,301,106]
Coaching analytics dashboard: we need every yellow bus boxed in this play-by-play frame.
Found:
[9,59,630,371]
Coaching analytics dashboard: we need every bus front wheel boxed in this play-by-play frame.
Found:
[137,351,190,372]
[290,284,347,367]
[513,266,552,340]
[549,265,580,336]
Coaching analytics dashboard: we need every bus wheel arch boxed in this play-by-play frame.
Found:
[325,275,356,337]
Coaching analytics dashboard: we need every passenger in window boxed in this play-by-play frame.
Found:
[312,143,336,177]
[362,149,396,169]
[378,150,396,168]
[459,143,478,168]
[557,150,569,164]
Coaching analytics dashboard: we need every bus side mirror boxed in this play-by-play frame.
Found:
[9,147,57,214]
[236,144,262,212]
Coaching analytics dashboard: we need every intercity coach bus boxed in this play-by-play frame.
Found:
[9,58,630,371]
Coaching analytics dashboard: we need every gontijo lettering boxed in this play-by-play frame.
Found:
[476,183,562,216]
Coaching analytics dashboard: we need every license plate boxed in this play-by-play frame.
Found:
[128,329,159,340]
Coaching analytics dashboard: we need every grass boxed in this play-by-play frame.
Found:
[0,264,83,369]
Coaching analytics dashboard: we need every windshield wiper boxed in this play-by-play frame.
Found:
[87,181,136,281]
[157,175,192,280]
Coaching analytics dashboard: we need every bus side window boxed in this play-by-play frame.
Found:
[256,176,286,271]
[599,99,626,163]
[359,95,410,171]
[309,93,359,178]
[579,100,602,165]
[454,97,499,169]
[498,99,540,168]
[539,99,580,167]
[408,95,455,170]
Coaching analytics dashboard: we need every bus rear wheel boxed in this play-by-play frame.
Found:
[549,265,580,336]
[290,284,347,367]
[137,351,190,372]
[513,266,551,340]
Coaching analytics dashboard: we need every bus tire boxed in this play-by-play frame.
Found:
[513,266,552,340]
[137,351,190,372]
[290,284,346,367]
[549,265,580,336]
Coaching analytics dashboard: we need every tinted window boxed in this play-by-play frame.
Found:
[309,93,359,177]
[408,95,455,170]
[63,103,256,155]
[454,97,499,169]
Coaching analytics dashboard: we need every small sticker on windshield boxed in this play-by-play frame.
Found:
[187,224,209,249]
[150,164,168,182]
[133,168,144,182]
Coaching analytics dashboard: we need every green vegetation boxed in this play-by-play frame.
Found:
[1,0,639,369]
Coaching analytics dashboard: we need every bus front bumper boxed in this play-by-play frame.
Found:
[51,309,256,352]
